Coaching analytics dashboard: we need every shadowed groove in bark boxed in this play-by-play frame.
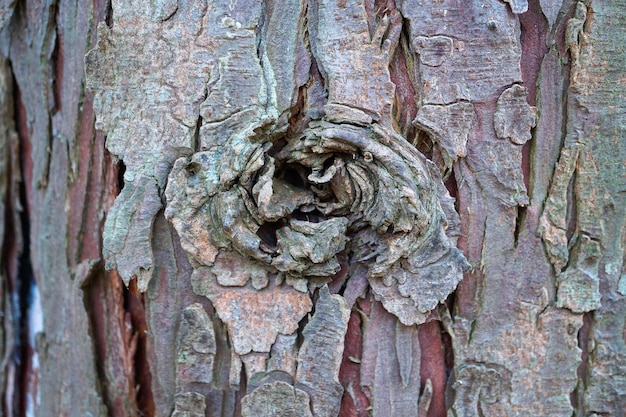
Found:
[10,62,39,417]
[519,0,549,201]
[126,280,155,416]
[572,311,592,413]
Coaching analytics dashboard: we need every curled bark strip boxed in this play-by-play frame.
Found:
[166,116,468,325]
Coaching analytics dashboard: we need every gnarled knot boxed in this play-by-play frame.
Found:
[165,119,468,324]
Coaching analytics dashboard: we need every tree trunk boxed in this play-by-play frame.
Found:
[1,0,625,416]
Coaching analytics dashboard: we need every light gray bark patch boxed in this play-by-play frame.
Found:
[502,0,529,14]
[413,101,476,169]
[395,321,415,388]
[241,352,269,377]
[0,0,16,33]
[324,103,373,126]
[413,36,453,67]
[565,2,587,64]
[466,138,530,207]
[368,228,468,325]
[229,351,243,389]
[273,218,348,278]
[176,303,216,385]
[86,1,213,290]
[165,147,272,267]
[399,0,522,104]
[198,0,277,147]
[102,173,162,290]
[450,302,582,416]
[361,301,422,417]
[171,392,206,417]
[314,0,398,122]
[0,56,15,273]
[211,251,269,288]
[264,0,308,126]
[539,0,563,28]
[295,286,350,417]
[451,363,512,416]
[550,6,626,407]
[192,267,312,356]
[539,146,580,272]
[241,381,313,417]
[254,176,316,223]
[494,84,537,145]
[163,150,221,266]
[267,333,298,377]
[556,236,602,313]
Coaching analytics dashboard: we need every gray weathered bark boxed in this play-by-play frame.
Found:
[1,0,625,416]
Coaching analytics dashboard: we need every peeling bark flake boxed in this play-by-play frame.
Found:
[171,392,206,417]
[413,102,476,170]
[494,84,537,145]
[86,1,212,290]
[241,381,313,417]
[192,267,312,356]
[176,303,216,386]
[399,0,523,104]
[295,286,350,417]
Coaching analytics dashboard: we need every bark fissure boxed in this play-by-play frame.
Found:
[10,64,38,417]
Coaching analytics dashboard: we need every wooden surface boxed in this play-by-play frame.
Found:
[1,0,625,416]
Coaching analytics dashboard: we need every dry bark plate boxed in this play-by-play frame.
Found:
[86,0,468,415]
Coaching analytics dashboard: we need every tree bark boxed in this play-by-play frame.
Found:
[1,0,625,416]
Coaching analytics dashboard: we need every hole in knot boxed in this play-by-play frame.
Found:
[290,208,327,223]
[256,220,284,252]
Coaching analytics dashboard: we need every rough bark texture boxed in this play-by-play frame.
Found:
[1,0,625,416]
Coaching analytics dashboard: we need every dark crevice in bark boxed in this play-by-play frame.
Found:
[521,138,532,198]
[2,63,18,417]
[519,0,549,197]
[193,115,202,153]
[286,82,308,138]
[7,78,37,415]
[513,205,527,248]
[84,268,116,416]
[565,166,578,246]
[105,1,114,28]
[126,280,155,417]
[0,182,14,417]
[235,364,247,416]
[440,318,454,380]
[572,311,593,414]
[445,170,459,213]
[117,160,126,193]
[15,195,34,417]
[389,13,419,143]
[50,14,62,116]
[10,62,38,417]
[413,130,434,162]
